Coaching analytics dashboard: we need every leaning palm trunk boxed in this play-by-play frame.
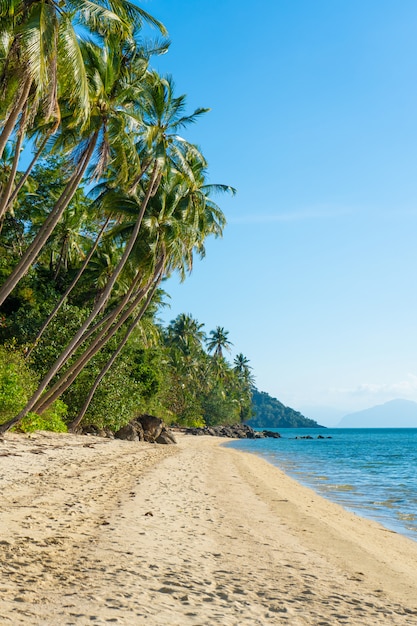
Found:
[69,266,164,431]
[25,216,112,359]
[6,132,51,212]
[32,255,166,414]
[0,102,28,223]
[0,131,99,305]
[0,76,32,161]
[0,163,160,434]
[32,270,158,415]
[32,273,148,413]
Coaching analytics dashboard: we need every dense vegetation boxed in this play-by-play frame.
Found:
[0,2,254,433]
[247,389,322,429]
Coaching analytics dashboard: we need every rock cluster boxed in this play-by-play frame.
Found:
[184,424,281,439]
[115,414,176,444]
[294,435,332,440]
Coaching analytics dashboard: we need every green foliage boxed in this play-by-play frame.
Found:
[159,315,253,428]
[62,345,159,431]
[201,386,240,426]
[128,348,162,400]
[0,346,37,423]
[247,389,322,428]
[17,401,68,433]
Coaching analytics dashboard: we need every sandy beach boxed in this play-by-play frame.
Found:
[1,432,417,625]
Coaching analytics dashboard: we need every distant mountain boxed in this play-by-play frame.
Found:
[298,405,347,427]
[337,399,417,428]
[246,389,324,428]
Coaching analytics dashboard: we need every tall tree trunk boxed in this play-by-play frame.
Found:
[25,216,111,359]
[6,132,51,211]
[0,162,160,434]
[32,274,147,412]
[0,76,32,161]
[69,268,163,432]
[33,280,150,414]
[0,132,98,306]
[34,253,165,415]
[32,259,164,414]
[0,102,28,221]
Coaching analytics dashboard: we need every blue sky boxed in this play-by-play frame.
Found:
[142,1,417,424]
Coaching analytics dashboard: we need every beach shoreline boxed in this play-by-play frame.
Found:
[1,431,417,625]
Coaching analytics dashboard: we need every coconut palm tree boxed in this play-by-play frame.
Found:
[167,313,206,356]
[0,34,152,305]
[233,354,253,379]
[46,153,231,426]
[0,72,218,434]
[206,327,233,358]
[0,0,166,162]
[68,258,165,431]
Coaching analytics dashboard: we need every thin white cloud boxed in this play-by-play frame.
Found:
[337,374,417,399]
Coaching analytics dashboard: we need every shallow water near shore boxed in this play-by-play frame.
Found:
[228,428,417,540]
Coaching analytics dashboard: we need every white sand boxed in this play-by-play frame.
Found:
[0,431,417,625]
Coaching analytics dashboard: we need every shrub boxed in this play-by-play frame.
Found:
[17,400,68,433]
[0,346,37,424]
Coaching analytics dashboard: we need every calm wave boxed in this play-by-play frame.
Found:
[227,428,417,540]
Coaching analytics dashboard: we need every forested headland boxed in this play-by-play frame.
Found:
[0,2,254,434]
[247,389,323,429]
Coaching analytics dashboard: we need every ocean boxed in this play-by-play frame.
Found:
[227,428,417,541]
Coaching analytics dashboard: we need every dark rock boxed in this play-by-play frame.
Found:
[262,430,281,439]
[81,425,113,438]
[136,414,164,443]
[184,424,281,440]
[155,428,177,445]
[115,417,177,445]
[115,423,140,442]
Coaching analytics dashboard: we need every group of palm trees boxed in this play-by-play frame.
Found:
[0,0,253,433]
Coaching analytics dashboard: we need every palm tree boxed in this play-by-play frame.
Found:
[167,313,206,356]
[0,0,166,162]
[233,354,253,379]
[71,155,232,429]
[134,71,209,192]
[25,215,112,358]
[206,327,233,358]
[233,354,255,422]
[0,34,151,305]
[0,72,219,434]
[68,259,165,431]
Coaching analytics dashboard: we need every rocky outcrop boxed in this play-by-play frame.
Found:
[115,422,144,442]
[115,415,176,444]
[136,414,164,442]
[156,429,177,445]
[184,424,281,439]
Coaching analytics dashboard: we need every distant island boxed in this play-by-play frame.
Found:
[246,389,323,428]
[337,399,417,428]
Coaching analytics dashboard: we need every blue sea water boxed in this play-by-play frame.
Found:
[227,428,417,541]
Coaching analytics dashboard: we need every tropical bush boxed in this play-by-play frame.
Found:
[17,401,68,433]
[0,346,37,423]
[0,3,254,434]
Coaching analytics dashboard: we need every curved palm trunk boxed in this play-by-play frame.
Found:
[32,274,147,413]
[25,216,112,359]
[0,102,28,223]
[33,275,155,415]
[6,132,51,211]
[69,269,163,431]
[0,164,160,434]
[0,132,99,306]
[0,76,32,161]
[33,255,166,413]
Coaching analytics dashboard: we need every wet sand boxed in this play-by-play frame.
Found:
[0,431,417,625]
